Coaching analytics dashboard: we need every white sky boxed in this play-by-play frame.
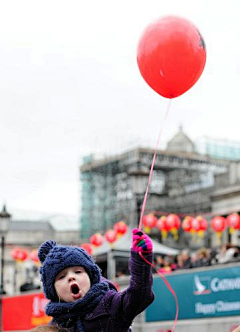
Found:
[0,0,240,224]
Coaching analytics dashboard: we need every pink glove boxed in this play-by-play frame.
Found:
[132,228,153,253]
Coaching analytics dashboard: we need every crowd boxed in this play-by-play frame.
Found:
[153,243,240,274]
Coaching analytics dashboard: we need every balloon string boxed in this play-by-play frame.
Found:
[138,100,178,330]
[139,251,179,332]
[138,99,172,231]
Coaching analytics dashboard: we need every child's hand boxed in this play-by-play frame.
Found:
[232,326,240,332]
[132,228,153,253]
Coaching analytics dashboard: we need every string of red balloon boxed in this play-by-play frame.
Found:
[136,100,180,330]
[138,99,172,231]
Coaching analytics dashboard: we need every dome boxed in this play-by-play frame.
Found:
[167,125,195,153]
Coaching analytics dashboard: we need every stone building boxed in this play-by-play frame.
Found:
[167,125,195,153]
[2,214,80,295]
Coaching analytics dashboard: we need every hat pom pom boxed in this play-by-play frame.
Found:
[38,240,57,263]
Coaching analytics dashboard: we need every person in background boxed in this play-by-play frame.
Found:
[179,249,192,269]
[176,253,184,269]
[190,252,199,268]
[158,256,173,274]
[215,243,240,264]
[191,247,211,268]
[154,255,164,270]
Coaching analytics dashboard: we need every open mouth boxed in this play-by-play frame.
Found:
[71,284,80,295]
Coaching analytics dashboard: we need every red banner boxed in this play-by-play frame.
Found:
[2,292,51,331]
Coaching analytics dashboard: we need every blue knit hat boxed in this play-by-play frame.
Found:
[38,240,101,301]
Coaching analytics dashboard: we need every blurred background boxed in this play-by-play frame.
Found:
[1,1,240,331]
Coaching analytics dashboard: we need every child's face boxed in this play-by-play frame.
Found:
[54,266,91,302]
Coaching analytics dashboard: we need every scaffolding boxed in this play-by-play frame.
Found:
[80,148,229,239]
[196,137,240,160]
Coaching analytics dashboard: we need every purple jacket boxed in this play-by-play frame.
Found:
[54,250,154,332]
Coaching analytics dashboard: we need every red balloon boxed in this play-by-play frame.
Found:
[137,16,206,98]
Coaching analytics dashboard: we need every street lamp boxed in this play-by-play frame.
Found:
[129,163,149,227]
[0,205,12,294]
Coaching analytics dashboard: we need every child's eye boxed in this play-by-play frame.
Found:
[75,270,82,274]
[58,275,65,279]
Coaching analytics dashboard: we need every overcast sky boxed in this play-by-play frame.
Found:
[0,0,240,225]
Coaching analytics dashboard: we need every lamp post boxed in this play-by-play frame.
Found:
[0,205,11,294]
[129,163,149,227]
[135,194,142,225]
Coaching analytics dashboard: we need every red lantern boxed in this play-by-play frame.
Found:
[114,221,128,236]
[227,213,240,234]
[80,243,93,255]
[11,248,19,261]
[182,216,193,233]
[143,214,158,233]
[105,229,117,244]
[29,250,40,264]
[211,216,227,241]
[156,216,169,240]
[166,214,181,241]
[192,216,208,238]
[198,216,208,237]
[166,214,181,230]
[90,233,103,247]
[191,217,201,232]
[19,250,28,262]
[137,16,206,99]
[11,248,28,262]
[211,216,227,232]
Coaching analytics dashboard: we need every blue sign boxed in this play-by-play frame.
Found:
[146,266,240,321]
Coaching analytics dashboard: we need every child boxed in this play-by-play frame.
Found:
[38,228,154,332]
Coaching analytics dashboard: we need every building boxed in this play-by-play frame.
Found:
[167,125,195,153]
[195,136,240,160]
[80,127,231,241]
[3,214,80,296]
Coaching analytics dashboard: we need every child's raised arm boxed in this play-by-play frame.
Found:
[102,228,154,328]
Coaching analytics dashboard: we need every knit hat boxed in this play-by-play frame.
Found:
[38,240,101,301]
